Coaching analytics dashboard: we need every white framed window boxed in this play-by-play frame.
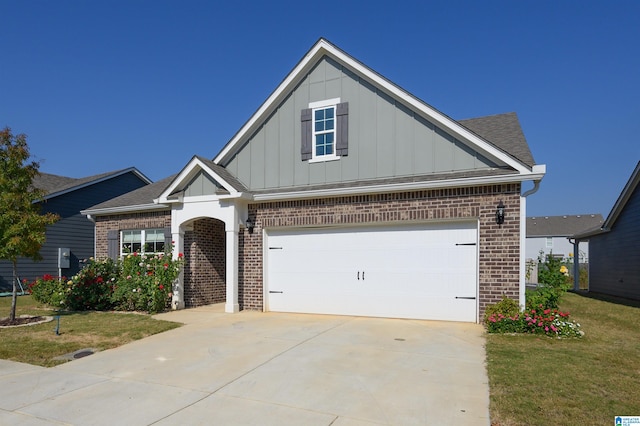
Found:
[313,105,336,158]
[545,237,553,248]
[308,98,341,162]
[121,229,166,255]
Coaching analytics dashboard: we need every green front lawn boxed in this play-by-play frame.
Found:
[0,295,182,367]
[486,292,640,425]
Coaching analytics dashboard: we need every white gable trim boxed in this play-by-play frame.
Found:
[214,38,535,176]
[156,157,244,204]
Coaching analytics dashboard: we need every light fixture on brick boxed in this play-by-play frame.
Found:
[245,217,255,234]
[495,201,505,225]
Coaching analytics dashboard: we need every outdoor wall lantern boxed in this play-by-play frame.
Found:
[495,201,506,225]
[245,217,255,234]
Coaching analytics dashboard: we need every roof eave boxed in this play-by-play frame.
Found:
[573,227,608,240]
[81,203,169,217]
[252,170,545,202]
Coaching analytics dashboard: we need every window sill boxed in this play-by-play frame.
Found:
[308,156,341,164]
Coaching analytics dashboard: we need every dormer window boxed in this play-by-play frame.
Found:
[301,99,348,162]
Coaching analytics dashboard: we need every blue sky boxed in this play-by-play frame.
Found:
[1,1,638,217]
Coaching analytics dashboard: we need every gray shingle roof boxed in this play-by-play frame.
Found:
[83,175,177,212]
[459,112,535,168]
[526,214,604,237]
[34,168,151,200]
[33,173,79,194]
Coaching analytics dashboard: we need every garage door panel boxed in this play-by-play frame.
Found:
[266,222,477,322]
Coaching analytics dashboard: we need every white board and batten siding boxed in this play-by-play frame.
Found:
[265,221,479,322]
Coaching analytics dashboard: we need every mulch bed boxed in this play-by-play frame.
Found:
[0,316,46,326]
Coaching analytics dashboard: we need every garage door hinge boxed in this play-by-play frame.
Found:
[455,243,476,246]
[455,296,476,300]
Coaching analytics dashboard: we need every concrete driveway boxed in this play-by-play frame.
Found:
[0,305,490,425]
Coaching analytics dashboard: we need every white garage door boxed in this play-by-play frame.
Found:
[265,221,477,322]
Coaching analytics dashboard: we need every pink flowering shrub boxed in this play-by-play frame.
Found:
[486,305,583,337]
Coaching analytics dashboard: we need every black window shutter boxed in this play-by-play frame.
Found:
[163,227,172,254]
[336,102,349,156]
[107,230,119,260]
[301,108,312,160]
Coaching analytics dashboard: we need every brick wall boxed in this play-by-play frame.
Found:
[238,227,262,310]
[183,218,226,307]
[95,211,226,308]
[95,184,523,321]
[95,211,172,259]
[240,184,521,320]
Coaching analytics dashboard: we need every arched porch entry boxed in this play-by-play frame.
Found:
[169,199,244,313]
[182,217,226,307]
[155,156,247,313]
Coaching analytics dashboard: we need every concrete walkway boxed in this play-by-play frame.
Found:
[0,305,490,425]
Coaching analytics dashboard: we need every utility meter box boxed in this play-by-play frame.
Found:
[58,248,71,269]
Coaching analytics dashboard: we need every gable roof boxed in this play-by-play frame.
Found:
[156,155,250,204]
[35,168,152,201]
[574,161,640,239]
[213,38,544,183]
[191,156,248,193]
[526,214,604,237]
[85,39,548,216]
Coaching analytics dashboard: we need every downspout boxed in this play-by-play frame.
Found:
[568,238,581,292]
[85,214,97,259]
[520,180,542,309]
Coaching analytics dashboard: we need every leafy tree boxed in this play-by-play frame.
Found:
[0,128,58,322]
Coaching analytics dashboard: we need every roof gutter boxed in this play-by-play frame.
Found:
[80,203,170,217]
[522,165,546,197]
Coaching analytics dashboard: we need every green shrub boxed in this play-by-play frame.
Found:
[28,274,66,308]
[527,251,572,310]
[111,252,181,314]
[29,253,182,314]
[66,258,119,311]
[484,296,521,324]
[526,286,561,310]
[537,251,571,290]
[111,275,146,311]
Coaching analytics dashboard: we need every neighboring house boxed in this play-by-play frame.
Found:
[574,161,640,300]
[82,38,546,323]
[526,214,604,262]
[0,168,151,292]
